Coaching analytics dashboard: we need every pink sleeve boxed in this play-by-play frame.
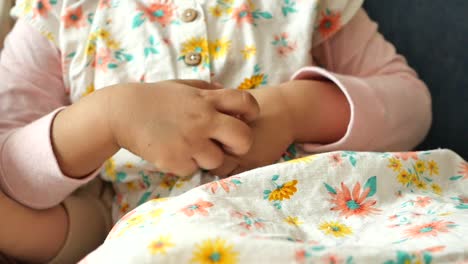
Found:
[0,20,98,210]
[293,9,432,152]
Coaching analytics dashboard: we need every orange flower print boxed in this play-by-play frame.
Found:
[394,152,419,161]
[232,4,254,25]
[98,0,111,9]
[206,176,241,194]
[137,1,175,28]
[230,2,272,26]
[404,220,455,238]
[329,153,343,166]
[93,48,113,72]
[62,6,86,29]
[33,0,52,17]
[272,32,297,56]
[317,9,341,38]
[458,162,468,179]
[180,199,214,217]
[414,196,431,208]
[325,177,380,218]
[232,211,265,230]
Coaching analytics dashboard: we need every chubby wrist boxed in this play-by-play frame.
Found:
[278,79,350,144]
[247,87,295,143]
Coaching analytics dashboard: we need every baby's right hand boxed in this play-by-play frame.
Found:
[105,80,260,176]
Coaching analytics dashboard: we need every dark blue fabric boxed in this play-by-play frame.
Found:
[363,1,468,158]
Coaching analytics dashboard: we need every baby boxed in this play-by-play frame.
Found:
[0,0,431,262]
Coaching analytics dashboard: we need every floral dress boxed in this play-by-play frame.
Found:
[12,0,363,221]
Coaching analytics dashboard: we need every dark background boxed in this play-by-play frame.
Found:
[364,1,468,159]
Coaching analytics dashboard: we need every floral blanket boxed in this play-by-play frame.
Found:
[81,149,468,264]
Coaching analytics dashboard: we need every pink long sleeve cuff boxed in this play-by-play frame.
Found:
[292,9,431,153]
[0,109,99,209]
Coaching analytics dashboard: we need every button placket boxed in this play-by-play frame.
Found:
[176,1,211,80]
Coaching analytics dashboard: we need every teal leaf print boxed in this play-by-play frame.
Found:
[66,52,76,59]
[132,12,145,29]
[364,176,377,197]
[311,246,325,251]
[273,201,282,209]
[108,63,118,69]
[456,204,468,209]
[272,175,279,181]
[231,179,242,185]
[324,183,337,194]
[281,0,298,17]
[137,191,152,206]
[258,12,272,19]
[449,175,463,181]
[116,171,127,182]
[50,0,57,4]
[139,171,151,187]
[115,50,134,62]
[144,47,158,58]
[87,13,94,24]
[422,252,433,264]
[346,256,354,264]
[282,6,297,16]
[342,151,358,167]
[149,35,155,45]
[424,177,433,182]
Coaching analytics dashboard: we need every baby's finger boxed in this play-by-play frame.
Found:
[173,79,222,90]
[211,89,260,122]
[210,114,253,156]
[191,140,225,170]
[210,155,239,178]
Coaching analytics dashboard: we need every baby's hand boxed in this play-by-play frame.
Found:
[106,80,260,176]
[211,86,295,177]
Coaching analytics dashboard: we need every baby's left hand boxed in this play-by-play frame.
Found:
[210,84,294,177]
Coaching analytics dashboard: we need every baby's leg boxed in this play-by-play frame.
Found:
[0,191,67,263]
[0,178,113,263]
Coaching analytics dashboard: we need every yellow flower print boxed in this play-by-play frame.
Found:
[285,216,303,226]
[85,42,96,56]
[237,74,265,90]
[40,30,55,42]
[192,238,238,264]
[414,180,427,190]
[428,160,439,176]
[387,157,402,172]
[287,155,316,164]
[269,180,298,201]
[397,170,412,185]
[19,0,33,15]
[415,160,426,174]
[241,45,256,60]
[106,39,120,50]
[96,29,111,40]
[105,158,117,180]
[125,162,134,169]
[180,37,209,65]
[431,183,442,195]
[82,83,95,97]
[319,221,353,238]
[148,235,175,255]
[209,39,231,60]
[147,208,164,218]
[209,5,224,17]
[126,181,138,191]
